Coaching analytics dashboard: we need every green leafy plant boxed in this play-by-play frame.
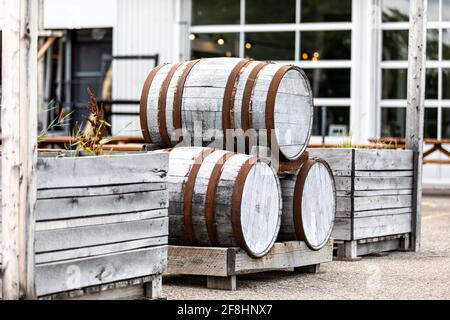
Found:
[335,134,354,148]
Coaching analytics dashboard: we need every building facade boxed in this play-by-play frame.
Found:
[3,0,450,188]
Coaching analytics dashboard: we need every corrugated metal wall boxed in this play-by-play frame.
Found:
[112,0,182,136]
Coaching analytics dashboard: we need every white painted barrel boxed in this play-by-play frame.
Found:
[163,147,282,258]
[278,158,336,250]
[140,57,314,162]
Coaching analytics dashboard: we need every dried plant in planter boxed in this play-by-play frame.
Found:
[72,88,111,155]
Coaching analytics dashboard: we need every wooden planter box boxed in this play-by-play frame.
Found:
[1,152,169,299]
[308,148,414,259]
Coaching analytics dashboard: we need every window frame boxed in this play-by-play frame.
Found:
[188,0,354,140]
[378,0,450,139]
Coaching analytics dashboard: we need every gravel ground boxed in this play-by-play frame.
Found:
[163,195,450,300]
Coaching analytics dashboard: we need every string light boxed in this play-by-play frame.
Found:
[245,42,252,49]
[302,52,308,60]
[312,51,320,62]
[189,34,196,40]
[217,38,225,45]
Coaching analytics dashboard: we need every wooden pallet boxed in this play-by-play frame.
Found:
[167,240,333,291]
[334,233,410,261]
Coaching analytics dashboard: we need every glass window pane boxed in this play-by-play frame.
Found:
[192,0,240,25]
[383,30,408,60]
[301,0,352,22]
[426,69,438,99]
[381,107,406,138]
[428,0,440,21]
[427,29,439,60]
[424,108,438,139]
[244,32,295,60]
[443,0,450,21]
[382,0,409,22]
[382,69,407,99]
[246,0,295,24]
[443,29,450,60]
[312,107,323,136]
[300,31,351,60]
[311,106,350,136]
[190,33,240,59]
[442,108,450,138]
[304,69,351,98]
[326,107,350,136]
[443,69,450,99]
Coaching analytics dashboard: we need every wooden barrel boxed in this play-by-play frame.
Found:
[278,158,336,250]
[164,147,282,258]
[140,57,313,163]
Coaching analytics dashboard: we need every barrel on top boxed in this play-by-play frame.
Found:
[278,158,336,250]
[140,57,314,163]
[165,147,282,258]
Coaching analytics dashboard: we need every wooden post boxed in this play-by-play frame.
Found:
[1,0,38,299]
[406,0,427,252]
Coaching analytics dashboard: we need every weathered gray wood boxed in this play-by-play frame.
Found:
[167,246,230,277]
[353,189,412,197]
[1,151,170,298]
[331,218,352,240]
[335,240,358,261]
[35,189,168,221]
[144,275,163,299]
[167,240,333,279]
[353,207,411,218]
[1,0,39,300]
[354,170,413,177]
[294,264,320,273]
[353,213,412,239]
[406,0,427,252]
[354,176,413,191]
[307,148,352,171]
[234,240,333,274]
[36,209,167,231]
[334,214,411,242]
[36,152,168,189]
[353,194,412,212]
[35,217,168,253]
[334,176,352,191]
[35,246,167,296]
[37,182,166,199]
[207,276,236,291]
[39,276,156,300]
[336,196,351,212]
[354,149,414,171]
[335,234,410,260]
[36,236,168,264]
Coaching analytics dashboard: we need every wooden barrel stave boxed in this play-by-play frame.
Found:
[146,63,172,145]
[278,158,336,250]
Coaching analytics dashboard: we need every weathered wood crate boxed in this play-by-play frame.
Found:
[166,240,333,291]
[308,148,414,260]
[1,152,169,299]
